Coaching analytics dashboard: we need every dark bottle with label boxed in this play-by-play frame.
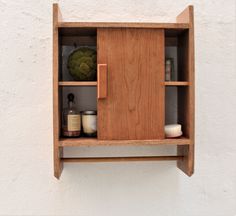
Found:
[62,93,81,137]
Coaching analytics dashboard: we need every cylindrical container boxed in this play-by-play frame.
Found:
[81,111,97,137]
[164,124,182,138]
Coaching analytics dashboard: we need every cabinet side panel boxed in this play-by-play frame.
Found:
[177,6,194,176]
[97,28,165,140]
[53,4,63,179]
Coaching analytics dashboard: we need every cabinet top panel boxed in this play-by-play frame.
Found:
[57,22,189,29]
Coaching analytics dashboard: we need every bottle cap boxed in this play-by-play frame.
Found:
[81,110,97,115]
[68,93,74,102]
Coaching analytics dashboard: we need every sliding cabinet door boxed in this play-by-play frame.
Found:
[97,28,164,140]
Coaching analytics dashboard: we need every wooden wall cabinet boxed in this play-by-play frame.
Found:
[53,4,195,179]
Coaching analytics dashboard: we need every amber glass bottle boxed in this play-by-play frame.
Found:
[62,93,81,137]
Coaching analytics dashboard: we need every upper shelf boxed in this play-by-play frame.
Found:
[165,81,189,86]
[57,22,189,29]
[59,81,97,86]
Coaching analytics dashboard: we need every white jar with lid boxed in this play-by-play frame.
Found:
[81,111,97,137]
[164,124,183,138]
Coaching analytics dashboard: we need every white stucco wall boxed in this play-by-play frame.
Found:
[0,0,235,215]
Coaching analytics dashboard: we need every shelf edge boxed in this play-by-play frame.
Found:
[165,81,189,86]
[59,81,97,86]
[59,138,191,147]
[57,22,190,29]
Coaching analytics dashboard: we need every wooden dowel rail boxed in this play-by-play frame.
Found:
[62,156,183,163]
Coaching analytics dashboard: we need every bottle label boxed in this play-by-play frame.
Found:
[68,115,81,131]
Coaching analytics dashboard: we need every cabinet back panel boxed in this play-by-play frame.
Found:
[165,87,178,124]
[178,87,190,138]
[61,86,97,112]
[178,31,189,81]
[97,28,165,140]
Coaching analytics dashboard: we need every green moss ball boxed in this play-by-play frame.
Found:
[67,47,97,81]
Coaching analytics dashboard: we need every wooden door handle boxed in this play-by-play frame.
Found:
[97,64,108,99]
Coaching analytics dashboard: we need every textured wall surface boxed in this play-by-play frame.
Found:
[0,0,236,215]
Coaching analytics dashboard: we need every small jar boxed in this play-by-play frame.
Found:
[81,111,97,137]
[164,124,182,138]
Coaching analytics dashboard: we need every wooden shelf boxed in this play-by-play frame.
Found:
[59,137,190,147]
[59,81,189,87]
[53,3,195,178]
[165,81,189,86]
[58,22,189,29]
[59,81,97,86]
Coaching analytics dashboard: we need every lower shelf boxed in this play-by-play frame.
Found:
[59,137,190,147]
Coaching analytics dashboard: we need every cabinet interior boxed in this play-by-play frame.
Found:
[58,28,191,138]
[59,86,97,138]
[59,27,97,81]
[165,29,190,138]
[58,28,98,138]
[165,29,189,81]
[165,86,189,138]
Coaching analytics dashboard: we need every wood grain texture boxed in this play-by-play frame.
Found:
[97,28,165,140]
[59,137,191,147]
[58,22,189,29]
[62,156,183,163]
[53,3,63,179]
[97,64,108,99]
[176,5,195,176]
[59,81,97,86]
